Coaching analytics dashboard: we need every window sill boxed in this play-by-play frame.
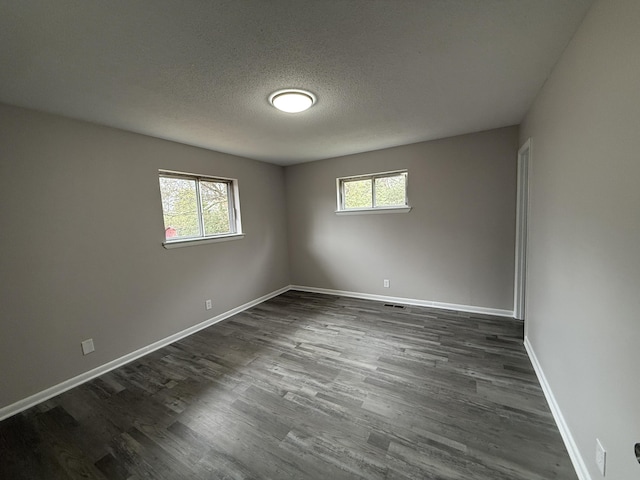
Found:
[335,206,412,215]
[163,233,245,249]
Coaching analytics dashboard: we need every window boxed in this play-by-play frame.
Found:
[159,170,242,246]
[337,170,410,213]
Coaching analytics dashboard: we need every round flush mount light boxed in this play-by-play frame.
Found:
[269,89,316,113]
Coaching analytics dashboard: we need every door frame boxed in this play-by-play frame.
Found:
[514,138,531,321]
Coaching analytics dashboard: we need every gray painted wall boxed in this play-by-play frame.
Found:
[520,0,640,478]
[0,103,290,408]
[285,127,519,311]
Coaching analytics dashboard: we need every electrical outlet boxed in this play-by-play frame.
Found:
[81,338,95,355]
[595,438,606,476]
[383,279,390,288]
[205,299,212,310]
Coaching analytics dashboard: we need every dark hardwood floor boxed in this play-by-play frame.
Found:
[0,291,577,479]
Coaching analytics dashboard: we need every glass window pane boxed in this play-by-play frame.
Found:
[200,180,231,235]
[375,174,406,207]
[344,179,372,209]
[159,177,201,240]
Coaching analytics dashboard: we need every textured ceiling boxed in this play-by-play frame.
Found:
[0,0,594,165]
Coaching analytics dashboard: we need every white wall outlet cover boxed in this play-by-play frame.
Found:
[595,438,606,476]
[81,339,95,355]
[383,279,390,288]
[205,299,212,310]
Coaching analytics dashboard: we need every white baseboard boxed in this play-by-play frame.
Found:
[524,336,591,480]
[0,285,290,422]
[290,285,514,318]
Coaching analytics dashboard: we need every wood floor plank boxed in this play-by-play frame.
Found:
[0,291,577,479]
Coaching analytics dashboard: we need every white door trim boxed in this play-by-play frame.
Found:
[514,138,531,321]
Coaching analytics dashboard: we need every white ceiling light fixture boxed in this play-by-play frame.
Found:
[269,89,316,113]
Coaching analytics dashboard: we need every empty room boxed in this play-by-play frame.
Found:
[0,1,638,479]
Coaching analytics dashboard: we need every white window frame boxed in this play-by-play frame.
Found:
[159,170,243,249]
[336,169,411,214]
